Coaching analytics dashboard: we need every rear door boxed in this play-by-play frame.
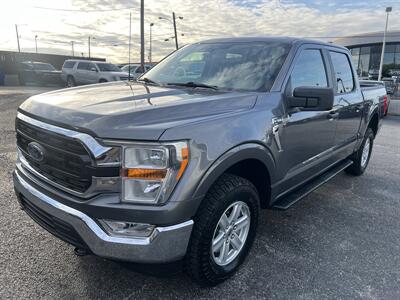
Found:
[328,50,364,159]
[75,62,89,84]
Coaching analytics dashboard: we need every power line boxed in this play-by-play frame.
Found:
[33,6,135,12]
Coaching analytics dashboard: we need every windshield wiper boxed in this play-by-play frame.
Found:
[137,77,159,85]
[167,82,218,90]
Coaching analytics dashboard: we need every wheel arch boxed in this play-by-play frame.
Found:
[367,111,379,137]
[192,143,276,209]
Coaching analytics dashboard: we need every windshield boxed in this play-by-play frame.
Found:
[142,41,290,91]
[121,65,138,72]
[33,63,56,71]
[97,63,121,72]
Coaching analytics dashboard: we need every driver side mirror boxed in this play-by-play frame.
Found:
[90,67,98,72]
[287,86,334,111]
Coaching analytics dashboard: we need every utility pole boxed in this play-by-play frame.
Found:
[88,36,91,58]
[140,0,145,70]
[71,41,75,56]
[172,12,178,50]
[15,24,21,52]
[35,35,38,53]
[149,23,154,64]
[128,12,132,80]
[378,6,392,81]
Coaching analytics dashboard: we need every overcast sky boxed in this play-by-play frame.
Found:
[0,0,399,63]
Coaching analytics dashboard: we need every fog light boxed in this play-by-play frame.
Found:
[99,219,155,237]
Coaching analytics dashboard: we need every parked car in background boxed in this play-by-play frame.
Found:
[121,64,152,79]
[18,61,62,86]
[61,60,129,87]
[382,78,397,95]
[360,80,390,116]
[368,68,379,80]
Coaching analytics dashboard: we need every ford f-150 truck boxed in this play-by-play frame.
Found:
[13,37,386,286]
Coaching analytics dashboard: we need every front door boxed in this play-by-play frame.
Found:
[274,47,337,197]
[86,63,99,84]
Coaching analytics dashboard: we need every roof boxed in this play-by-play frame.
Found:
[65,59,107,63]
[334,31,400,47]
[197,36,346,49]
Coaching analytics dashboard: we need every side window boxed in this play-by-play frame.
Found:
[63,61,75,69]
[329,51,355,94]
[135,66,144,73]
[77,62,89,70]
[87,63,96,71]
[290,49,328,90]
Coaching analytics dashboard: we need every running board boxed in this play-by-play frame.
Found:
[272,159,353,210]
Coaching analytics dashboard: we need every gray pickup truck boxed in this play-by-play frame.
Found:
[13,37,386,286]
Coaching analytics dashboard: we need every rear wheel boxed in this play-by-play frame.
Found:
[185,173,259,286]
[66,76,75,87]
[99,79,108,83]
[345,128,374,176]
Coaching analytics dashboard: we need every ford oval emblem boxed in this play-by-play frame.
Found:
[27,142,45,162]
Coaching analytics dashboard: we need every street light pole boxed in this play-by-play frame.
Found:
[172,12,178,50]
[149,23,154,64]
[378,6,392,81]
[88,36,91,58]
[140,0,145,70]
[15,24,21,52]
[128,12,132,80]
[35,35,38,53]
[71,41,75,56]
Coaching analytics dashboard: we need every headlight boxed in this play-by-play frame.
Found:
[121,141,189,204]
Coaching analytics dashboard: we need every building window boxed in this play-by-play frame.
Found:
[359,46,370,77]
[350,48,360,76]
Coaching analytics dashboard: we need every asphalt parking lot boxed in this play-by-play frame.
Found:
[1,86,400,299]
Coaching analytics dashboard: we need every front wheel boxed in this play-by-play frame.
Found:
[345,128,374,176]
[66,76,75,87]
[185,174,259,286]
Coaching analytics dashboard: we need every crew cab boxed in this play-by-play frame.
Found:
[13,37,385,286]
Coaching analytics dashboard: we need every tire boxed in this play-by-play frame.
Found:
[345,128,374,176]
[99,79,108,83]
[66,76,75,87]
[185,173,259,286]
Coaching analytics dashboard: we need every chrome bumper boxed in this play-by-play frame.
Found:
[13,170,194,263]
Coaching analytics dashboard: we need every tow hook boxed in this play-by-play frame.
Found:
[74,247,89,257]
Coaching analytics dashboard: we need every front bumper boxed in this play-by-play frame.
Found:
[13,169,194,263]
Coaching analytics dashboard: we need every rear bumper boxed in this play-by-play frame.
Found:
[13,169,194,263]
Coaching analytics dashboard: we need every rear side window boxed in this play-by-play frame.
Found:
[329,51,355,93]
[63,61,76,69]
[77,62,89,70]
[290,49,327,89]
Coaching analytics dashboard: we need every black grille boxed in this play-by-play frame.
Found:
[19,193,89,250]
[16,119,92,193]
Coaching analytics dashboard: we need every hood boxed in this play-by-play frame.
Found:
[19,81,258,140]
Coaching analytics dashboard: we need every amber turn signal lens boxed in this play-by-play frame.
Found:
[126,168,167,179]
[176,147,189,180]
